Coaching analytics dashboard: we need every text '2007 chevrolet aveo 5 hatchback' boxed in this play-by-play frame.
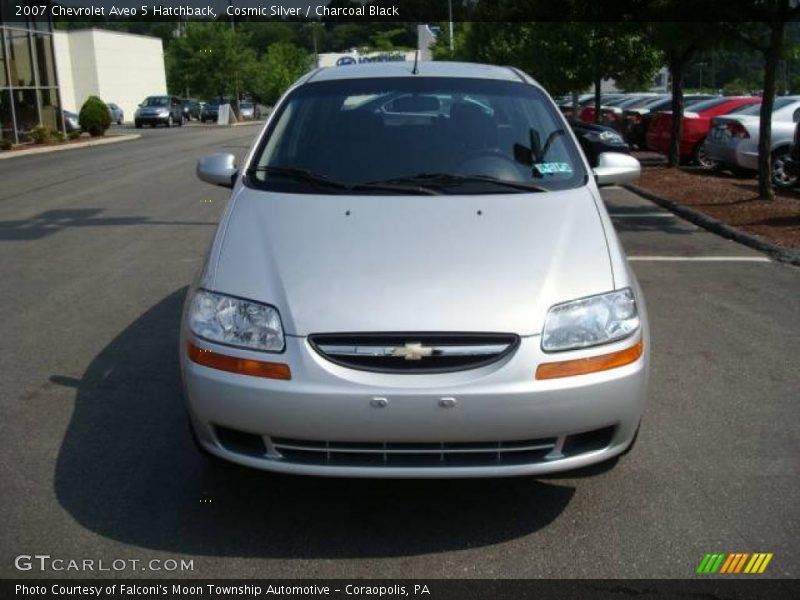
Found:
[182,62,649,478]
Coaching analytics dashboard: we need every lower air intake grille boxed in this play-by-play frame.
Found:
[308,333,519,373]
[271,437,558,467]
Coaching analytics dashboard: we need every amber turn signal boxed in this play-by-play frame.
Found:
[536,340,643,380]
[187,342,291,380]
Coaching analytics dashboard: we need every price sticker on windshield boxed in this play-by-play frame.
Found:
[534,162,573,175]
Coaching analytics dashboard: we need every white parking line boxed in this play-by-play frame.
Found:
[628,256,771,262]
[610,212,675,218]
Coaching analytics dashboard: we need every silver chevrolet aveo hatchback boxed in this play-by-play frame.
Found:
[182,62,649,478]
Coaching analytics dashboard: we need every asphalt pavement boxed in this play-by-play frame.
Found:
[0,125,797,579]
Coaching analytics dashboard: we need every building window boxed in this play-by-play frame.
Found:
[34,33,55,86]
[0,89,13,141]
[0,30,7,87]
[8,29,34,87]
[38,87,60,131]
[12,88,38,140]
[1,7,63,144]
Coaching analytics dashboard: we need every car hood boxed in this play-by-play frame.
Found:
[209,186,614,336]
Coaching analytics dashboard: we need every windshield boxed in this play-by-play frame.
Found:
[250,77,585,194]
[734,97,797,116]
[687,97,749,113]
[143,97,169,107]
[617,96,661,109]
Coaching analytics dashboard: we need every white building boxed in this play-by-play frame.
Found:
[54,29,167,122]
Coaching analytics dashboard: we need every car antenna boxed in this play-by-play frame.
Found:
[412,50,419,75]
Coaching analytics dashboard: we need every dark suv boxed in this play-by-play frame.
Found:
[134,95,185,128]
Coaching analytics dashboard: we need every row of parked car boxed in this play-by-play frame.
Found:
[558,92,800,188]
[133,95,263,128]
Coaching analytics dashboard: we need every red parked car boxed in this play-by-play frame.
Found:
[645,96,760,166]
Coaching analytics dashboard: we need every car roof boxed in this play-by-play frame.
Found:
[307,61,525,83]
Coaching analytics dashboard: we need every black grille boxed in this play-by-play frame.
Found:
[308,333,519,373]
[271,437,557,467]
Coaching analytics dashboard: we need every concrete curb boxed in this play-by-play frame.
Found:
[625,183,800,266]
[0,134,141,160]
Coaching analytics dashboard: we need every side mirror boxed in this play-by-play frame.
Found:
[592,152,640,187]
[197,153,238,188]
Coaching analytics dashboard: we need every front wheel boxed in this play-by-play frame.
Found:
[772,148,797,189]
[166,115,173,128]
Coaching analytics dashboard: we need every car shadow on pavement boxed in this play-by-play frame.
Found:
[54,288,576,559]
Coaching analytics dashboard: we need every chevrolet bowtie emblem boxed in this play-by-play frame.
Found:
[391,342,434,360]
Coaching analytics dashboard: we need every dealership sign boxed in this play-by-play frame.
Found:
[318,51,416,68]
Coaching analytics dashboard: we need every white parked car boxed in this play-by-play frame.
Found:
[704,96,800,187]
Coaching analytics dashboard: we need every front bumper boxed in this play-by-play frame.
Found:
[135,115,171,125]
[181,330,649,478]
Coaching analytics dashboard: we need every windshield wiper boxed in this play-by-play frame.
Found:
[373,173,547,193]
[247,166,350,190]
[350,181,442,195]
[248,166,440,195]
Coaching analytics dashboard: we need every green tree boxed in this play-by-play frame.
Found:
[255,42,312,105]
[450,22,660,120]
[78,95,111,137]
[166,23,257,106]
[645,22,727,167]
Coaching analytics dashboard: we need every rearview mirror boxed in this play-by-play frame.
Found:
[390,95,440,113]
[592,152,640,187]
[197,153,237,188]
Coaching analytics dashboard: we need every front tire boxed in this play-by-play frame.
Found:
[166,115,173,128]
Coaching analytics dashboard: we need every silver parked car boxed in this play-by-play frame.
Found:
[182,62,649,478]
[704,96,800,187]
[106,102,124,125]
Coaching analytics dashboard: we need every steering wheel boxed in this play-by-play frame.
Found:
[452,148,527,181]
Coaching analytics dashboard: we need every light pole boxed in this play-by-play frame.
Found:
[448,0,454,53]
[696,62,707,91]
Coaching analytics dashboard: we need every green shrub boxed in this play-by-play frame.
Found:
[78,95,111,137]
[68,130,81,140]
[30,125,51,144]
[0,137,12,151]
[53,130,66,143]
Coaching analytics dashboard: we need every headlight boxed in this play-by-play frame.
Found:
[188,289,284,352]
[158,109,169,117]
[542,289,639,352]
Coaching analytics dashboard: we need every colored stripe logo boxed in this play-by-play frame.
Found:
[696,553,773,574]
